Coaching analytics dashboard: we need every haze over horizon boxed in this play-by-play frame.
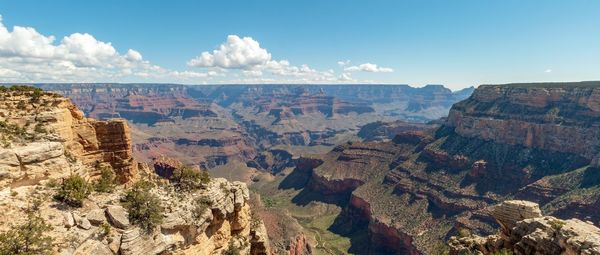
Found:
[1,0,600,90]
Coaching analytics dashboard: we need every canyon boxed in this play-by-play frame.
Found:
[4,82,599,255]
[278,82,600,254]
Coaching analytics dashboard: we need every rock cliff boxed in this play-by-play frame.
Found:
[0,86,271,255]
[0,87,137,186]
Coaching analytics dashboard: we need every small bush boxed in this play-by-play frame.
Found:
[54,175,92,207]
[99,222,112,242]
[94,165,116,193]
[0,205,53,255]
[192,196,213,220]
[122,181,164,234]
[457,228,471,238]
[170,166,210,191]
[225,240,241,255]
[549,219,566,230]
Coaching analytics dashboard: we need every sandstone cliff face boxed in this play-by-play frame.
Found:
[449,200,600,255]
[0,89,137,186]
[447,83,600,160]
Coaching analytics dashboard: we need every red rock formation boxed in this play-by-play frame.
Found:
[447,83,600,160]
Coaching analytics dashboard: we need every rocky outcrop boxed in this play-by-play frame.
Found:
[449,200,600,255]
[0,89,137,187]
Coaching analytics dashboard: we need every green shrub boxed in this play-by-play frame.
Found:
[549,219,566,230]
[0,206,53,255]
[170,166,210,191]
[94,165,116,193]
[54,175,92,207]
[122,181,164,234]
[99,222,112,241]
[225,240,241,255]
[192,196,213,220]
[457,228,471,238]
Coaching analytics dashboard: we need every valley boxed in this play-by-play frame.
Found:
[2,82,599,255]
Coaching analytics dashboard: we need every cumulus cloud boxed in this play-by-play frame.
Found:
[188,35,343,83]
[0,15,219,83]
[545,69,552,73]
[344,63,394,73]
[187,35,271,69]
[0,16,389,84]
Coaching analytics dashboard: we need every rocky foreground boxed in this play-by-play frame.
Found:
[0,87,270,255]
[449,200,600,255]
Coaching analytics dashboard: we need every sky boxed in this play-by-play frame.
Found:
[0,0,599,90]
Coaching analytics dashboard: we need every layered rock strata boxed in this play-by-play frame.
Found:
[0,89,137,186]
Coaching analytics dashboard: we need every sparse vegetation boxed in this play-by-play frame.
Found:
[0,203,54,255]
[122,180,164,234]
[225,240,241,255]
[549,219,566,230]
[170,166,210,191]
[192,196,213,221]
[99,222,112,242]
[261,196,275,208]
[94,165,116,192]
[64,150,77,163]
[457,228,471,238]
[54,175,92,207]
[432,241,450,255]
[0,120,31,142]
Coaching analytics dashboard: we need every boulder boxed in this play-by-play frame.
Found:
[63,212,75,228]
[106,205,130,229]
[13,142,64,164]
[86,208,107,225]
[489,200,542,234]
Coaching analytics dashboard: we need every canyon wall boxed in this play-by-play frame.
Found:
[447,83,600,161]
[294,82,600,254]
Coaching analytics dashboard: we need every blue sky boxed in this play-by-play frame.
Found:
[1,0,599,90]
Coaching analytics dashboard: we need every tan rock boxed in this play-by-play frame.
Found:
[107,205,130,229]
[74,239,113,255]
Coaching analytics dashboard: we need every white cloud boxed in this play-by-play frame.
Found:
[338,72,353,81]
[344,63,394,73]
[337,60,350,66]
[126,49,143,62]
[545,69,552,73]
[187,35,271,69]
[0,15,220,83]
[0,16,385,84]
